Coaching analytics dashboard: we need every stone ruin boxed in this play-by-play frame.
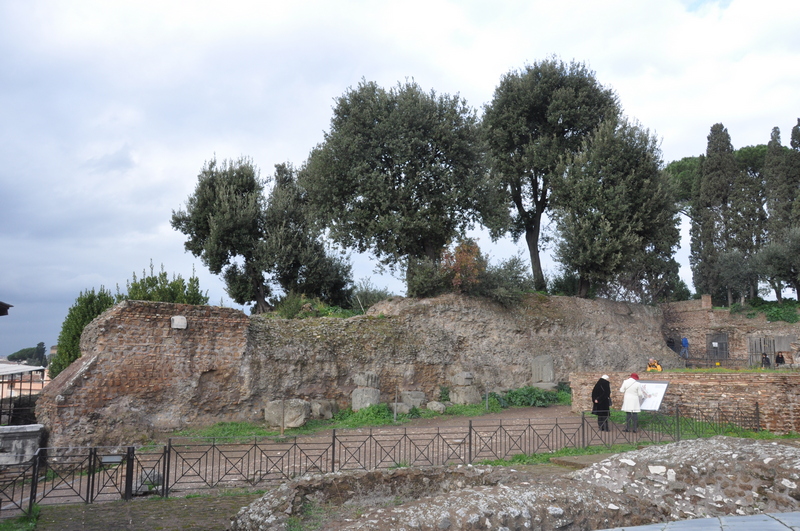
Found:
[231,436,800,530]
[34,295,710,448]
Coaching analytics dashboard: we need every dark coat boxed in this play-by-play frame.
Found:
[591,378,612,416]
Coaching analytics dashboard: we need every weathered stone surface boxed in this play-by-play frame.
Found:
[531,354,555,383]
[401,391,426,408]
[0,424,43,464]
[426,401,446,414]
[353,371,379,388]
[310,399,338,420]
[450,372,474,386]
[264,399,310,428]
[390,402,411,415]
[449,385,481,405]
[351,388,380,411]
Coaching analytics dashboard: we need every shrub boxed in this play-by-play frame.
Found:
[274,292,305,319]
[438,385,450,402]
[406,257,452,298]
[503,386,560,407]
[349,278,394,313]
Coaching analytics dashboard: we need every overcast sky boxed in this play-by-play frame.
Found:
[1,0,799,355]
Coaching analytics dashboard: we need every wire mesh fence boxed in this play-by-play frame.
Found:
[0,403,760,517]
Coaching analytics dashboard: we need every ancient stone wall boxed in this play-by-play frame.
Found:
[37,295,678,448]
[570,371,800,433]
[661,299,800,363]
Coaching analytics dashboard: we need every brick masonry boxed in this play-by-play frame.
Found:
[36,301,251,447]
[570,371,800,434]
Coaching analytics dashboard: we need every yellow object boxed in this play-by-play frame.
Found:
[646,361,662,372]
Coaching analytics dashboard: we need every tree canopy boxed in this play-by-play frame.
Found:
[482,58,620,291]
[172,157,353,311]
[551,118,679,299]
[49,287,116,379]
[172,157,272,313]
[301,79,490,276]
[7,342,47,366]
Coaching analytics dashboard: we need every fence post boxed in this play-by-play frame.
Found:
[164,439,172,498]
[675,404,681,442]
[331,429,336,473]
[124,446,135,501]
[27,448,41,515]
[468,421,472,464]
[87,447,96,503]
[160,444,168,497]
[581,412,586,448]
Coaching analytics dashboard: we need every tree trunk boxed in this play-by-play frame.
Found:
[578,277,591,298]
[524,221,547,292]
[770,280,784,304]
[727,287,733,307]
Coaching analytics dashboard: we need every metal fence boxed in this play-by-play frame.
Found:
[0,403,760,517]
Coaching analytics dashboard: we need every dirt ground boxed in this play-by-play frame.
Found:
[31,405,582,531]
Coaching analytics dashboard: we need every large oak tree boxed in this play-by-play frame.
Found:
[482,58,620,291]
[301,80,491,283]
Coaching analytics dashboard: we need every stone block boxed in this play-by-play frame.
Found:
[390,402,411,415]
[400,391,426,408]
[264,399,311,428]
[451,372,474,386]
[0,425,43,465]
[531,355,555,383]
[450,385,481,405]
[353,371,379,388]
[426,400,446,414]
[351,387,380,411]
[310,399,339,420]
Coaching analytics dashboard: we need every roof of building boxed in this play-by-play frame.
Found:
[0,364,46,377]
[0,301,11,316]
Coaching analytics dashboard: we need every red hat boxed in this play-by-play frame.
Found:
[631,373,639,380]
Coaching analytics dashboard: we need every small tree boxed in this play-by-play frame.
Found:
[49,287,115,379]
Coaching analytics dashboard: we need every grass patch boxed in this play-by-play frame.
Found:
[172,421,274,438]
[479,442,649,466]
[166,385,570,440]
[0,504,39,530]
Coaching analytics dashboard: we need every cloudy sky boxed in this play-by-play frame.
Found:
[1,0,798,355]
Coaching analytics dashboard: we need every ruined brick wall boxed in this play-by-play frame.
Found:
[36,301,252,447]
[661,300,800,363]
[570,371,800,433]
[37,295,679,448]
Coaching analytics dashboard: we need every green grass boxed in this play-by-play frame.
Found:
[478,442,650,466]
[166,385,571,440]
[172,421,274,438]
[0,504,39,530]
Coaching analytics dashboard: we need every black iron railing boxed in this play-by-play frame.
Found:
[0,403,760,517]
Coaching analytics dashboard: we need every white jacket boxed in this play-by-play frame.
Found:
[619,378,643,413]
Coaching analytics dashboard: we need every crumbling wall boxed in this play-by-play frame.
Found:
[35,295,680,448]
[36,301,252,447]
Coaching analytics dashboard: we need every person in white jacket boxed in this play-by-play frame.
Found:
[619,373,643,432]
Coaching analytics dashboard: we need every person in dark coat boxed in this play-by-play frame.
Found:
[591,374,612,431]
